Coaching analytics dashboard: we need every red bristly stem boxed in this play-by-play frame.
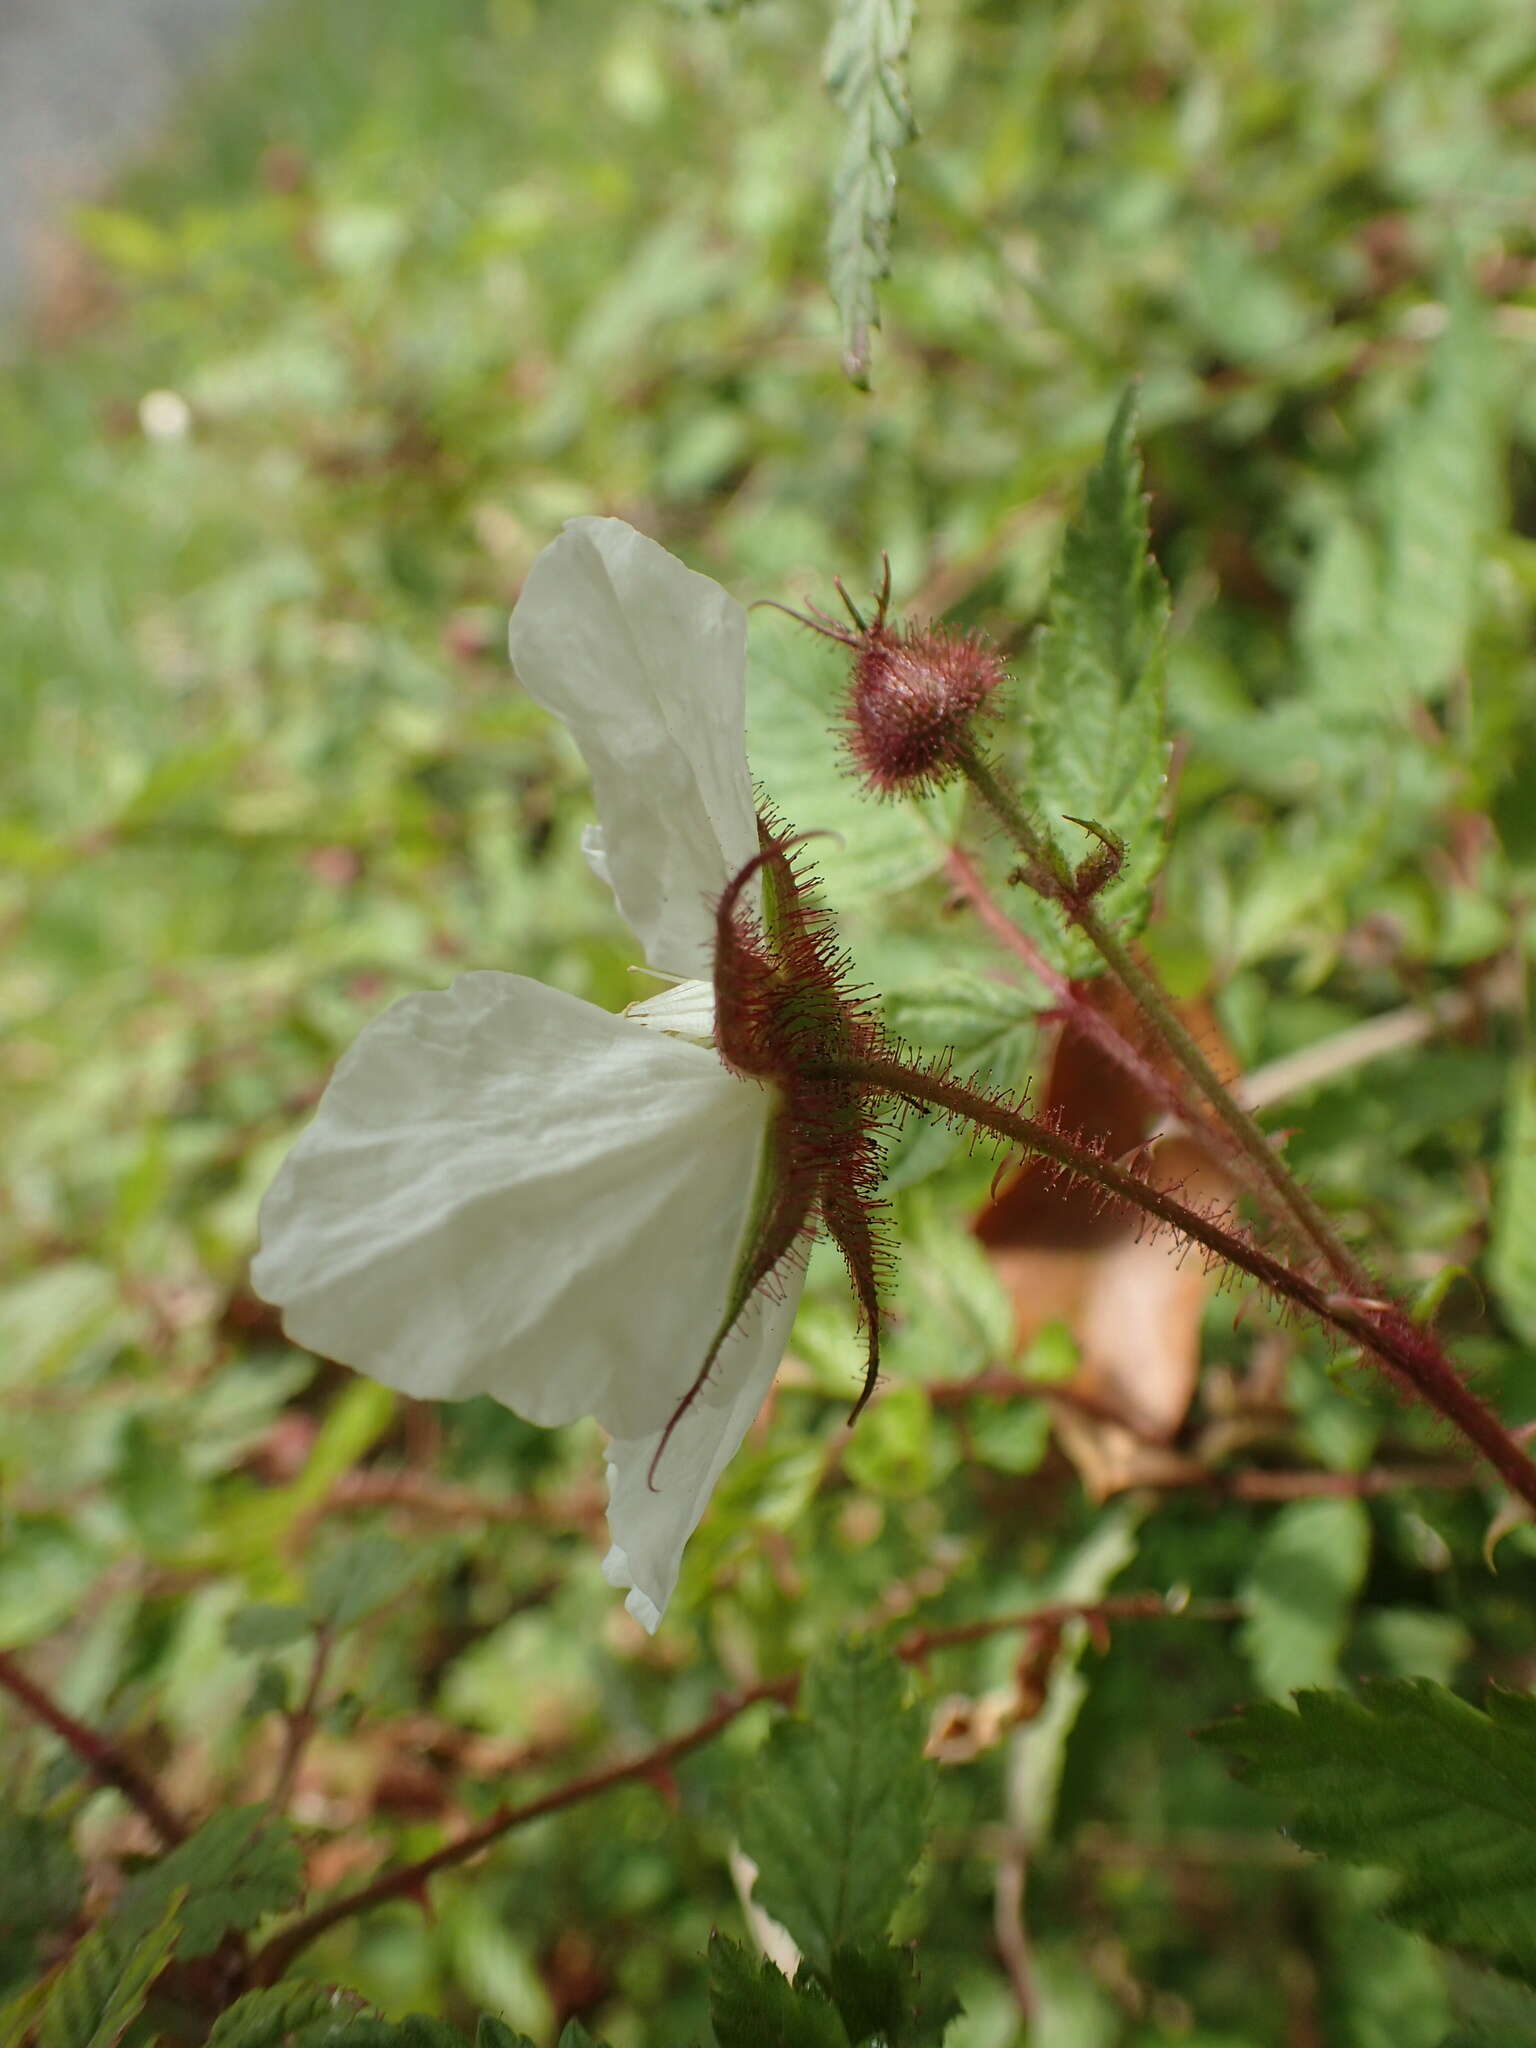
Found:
[943,841,1270,1198]
[248,1592,1212,1983]
[270,1627,333,1813]
[944,845,1191,1121]
[818,1049,1536,1516]
[0,1649,187,1847]
[956,745,1366,1292]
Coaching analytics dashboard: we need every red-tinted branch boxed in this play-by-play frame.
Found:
[1219,1462,1475,1502]
[324,1471,605,1526]
[250,1592,1216,1984]
[250,1678,792,1983]
[898,1591,1238,1658]
[944,843,1214,1150]
[0,1649,187,1846]
[957,745,1366,1291]
[826,1049,1536,1517]
[271,1628,333,1813]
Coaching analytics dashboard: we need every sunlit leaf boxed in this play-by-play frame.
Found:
[823,0,916,384]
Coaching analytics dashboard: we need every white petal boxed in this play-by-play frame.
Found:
[508,518,758,979]
[580,822,611,889]
[602,1273,803,1631]
[251,971,776,1441]
[625,977,716,1045]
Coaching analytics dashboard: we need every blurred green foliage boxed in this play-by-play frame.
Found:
[5,0,1536,2041]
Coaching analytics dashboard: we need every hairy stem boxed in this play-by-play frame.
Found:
[822,1049,1536,1515]
[0,1650,186,1847]
[957,746,1365,1291]
[944,843,1233,1169]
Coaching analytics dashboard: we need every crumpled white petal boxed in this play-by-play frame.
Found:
[251,971,775,1443]
[509,517,759,980]
[602,1278,802,1632]
[625,977,717,1045]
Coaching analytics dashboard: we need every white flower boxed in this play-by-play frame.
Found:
[251,518,804,1630]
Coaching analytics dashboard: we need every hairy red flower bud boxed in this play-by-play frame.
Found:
[844,621,1006,795]
[649,815,893,1480]
[763,559,1007,797]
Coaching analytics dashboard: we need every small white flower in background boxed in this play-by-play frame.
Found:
[251,518,803,1630]
[138,389,192,442]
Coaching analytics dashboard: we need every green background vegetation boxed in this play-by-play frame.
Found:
[5,0,1536,2041]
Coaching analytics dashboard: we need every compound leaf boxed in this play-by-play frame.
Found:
[205,1983,365,2048]
[739,1642,932,1973]
[813,1943,961,2046]
[1203,1681,1536,1985]
[708,1935,849,2048]
[823,0,917,384]
[38,1888,182,2048]
[1021,394,1169,968]
[115,1806,304,1959]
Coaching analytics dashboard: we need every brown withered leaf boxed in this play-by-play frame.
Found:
[975,974,1239,1496]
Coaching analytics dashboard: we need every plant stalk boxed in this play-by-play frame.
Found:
[823,1048,1536,1516]
[957,745,1366,1292]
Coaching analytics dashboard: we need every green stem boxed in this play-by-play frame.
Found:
[821,1049,1536,1517]
[958,745,1364,1291]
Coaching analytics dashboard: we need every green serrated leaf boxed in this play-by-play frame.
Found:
[1380,291,1498,701]
[0,1519,105,1650]
[1490,1062,1536,1348]
[38,1887,182,2048]
[823,0,916,384]
[1240,1497,1372,1697]
[1301,292,1497,716]
[551,2024,599,2048]
[114,1806,304,1959]
[475,2015,540,2048]
[205,1982,362,2048]
[1295,501,1384,704]
[885,975,1048,1058]
[0,1975,52,2045]
[1203,1681,1536,1986]
[0,1809,84,1985]
[739,1642,932,1972]
[709,1935,850,2048]
[813,1944,961,2047]
[325,2021,469,2048]
[477,2021,537,2048]
[305,1533,414,1632]
[1019,393,1168,972]
[226,1603,312,1654]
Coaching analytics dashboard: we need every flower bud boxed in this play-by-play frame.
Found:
[762,564,1007,798]
[843,621,1006,796]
